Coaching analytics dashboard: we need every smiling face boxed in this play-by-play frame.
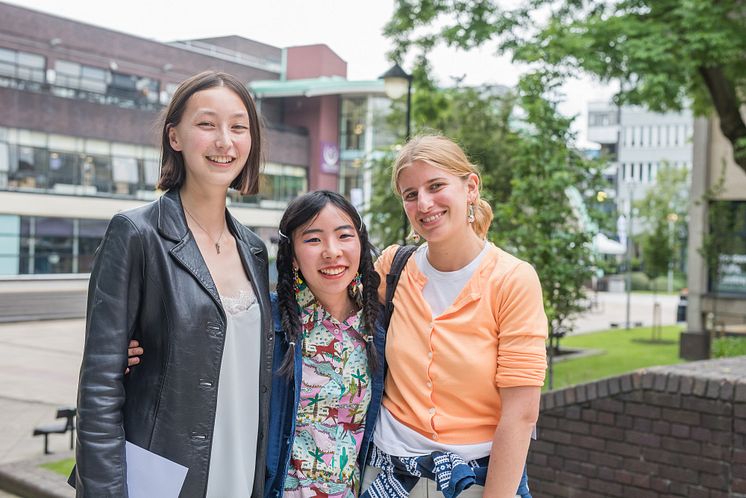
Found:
[292,204,362,308]
[397,160,479,244]
[167,85,252,190]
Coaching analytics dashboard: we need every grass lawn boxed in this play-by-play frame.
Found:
[545,325,685,391]
[40,457,74,476]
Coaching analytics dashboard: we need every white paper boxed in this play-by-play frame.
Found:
[126,441,188,498]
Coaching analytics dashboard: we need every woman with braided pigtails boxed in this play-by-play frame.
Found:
[265,190,386,498]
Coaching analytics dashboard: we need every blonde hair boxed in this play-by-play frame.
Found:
[392,134,493,239]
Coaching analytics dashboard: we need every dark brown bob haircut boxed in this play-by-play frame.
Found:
[157,71,263,195]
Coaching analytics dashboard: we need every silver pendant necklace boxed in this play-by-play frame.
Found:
[183,205,226,254]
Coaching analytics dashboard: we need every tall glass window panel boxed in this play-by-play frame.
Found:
[0,142,8,189]
[48,151,79,191]
[81,154,113,193]
[34,217,73,274]
[0,48,14,79]
[19,217,32,275]
[710,202,746,295]
[340,98,367,152]
[78,219,108,272]
[0,215,20,276]
[112,156,138,194]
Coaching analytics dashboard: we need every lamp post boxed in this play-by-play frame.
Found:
[667,212,679,292]
[625,183,635,330]
[380,63,413,245]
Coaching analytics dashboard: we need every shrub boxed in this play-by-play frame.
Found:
[651,275,687,292]
[712,337,746,358]
[630,272,650,291]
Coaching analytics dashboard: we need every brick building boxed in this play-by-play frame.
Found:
[0,1,391,287]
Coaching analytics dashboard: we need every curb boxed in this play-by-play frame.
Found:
[0,452,74,498]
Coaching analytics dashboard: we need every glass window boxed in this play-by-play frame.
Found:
[16,52,45,82]
[8,145,47,190]
[709,201,746,294]
[0,48,15,78]
[82,154,112,193]
[340,98,367,151]
[48,151,79,190]
[33,217,73,274]
[80,65,107,93]
[112,156,139,194]
[78,219,108,272]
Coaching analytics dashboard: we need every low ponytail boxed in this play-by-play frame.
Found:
[472,197,493,239]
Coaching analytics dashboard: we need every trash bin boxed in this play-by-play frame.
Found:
[676,289,688,323]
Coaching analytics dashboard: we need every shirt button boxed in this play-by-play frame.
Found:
[427,352,433,359]
[429,408,436,415]
[432,433,438,440]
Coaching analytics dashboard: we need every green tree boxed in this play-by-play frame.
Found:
[385,0,746,173]
[369,62,607,388]
[367,57,518,247]
[634,163,690,292]
[492,72,605,388]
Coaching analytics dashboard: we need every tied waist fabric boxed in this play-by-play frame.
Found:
[361,445,488,498]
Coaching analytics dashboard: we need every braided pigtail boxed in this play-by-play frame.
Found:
[357,221,382,373]
[276,232,302,378]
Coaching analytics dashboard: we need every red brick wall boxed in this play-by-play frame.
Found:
[530,358,746,497]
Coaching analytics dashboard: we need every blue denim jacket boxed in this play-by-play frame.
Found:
[264,293,387,497]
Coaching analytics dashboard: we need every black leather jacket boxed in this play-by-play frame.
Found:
[73,189,273,497]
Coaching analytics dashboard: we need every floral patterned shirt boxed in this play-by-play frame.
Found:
[283,296,372,498]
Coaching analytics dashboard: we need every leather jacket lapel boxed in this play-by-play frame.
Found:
[171,234,223,308]
[158,189,223,310]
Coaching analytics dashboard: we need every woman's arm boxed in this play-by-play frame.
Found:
[483,386,540,497]
[75,214,145,497]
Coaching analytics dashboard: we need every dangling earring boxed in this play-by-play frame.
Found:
[409,231,421,243]
[293,267,307,295]
[349,272,363,298]
[467,203,475,224]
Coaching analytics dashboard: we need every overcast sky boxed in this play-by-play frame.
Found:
[5,0,615,147]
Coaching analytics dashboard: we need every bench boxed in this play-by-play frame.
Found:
[33,407,76,454]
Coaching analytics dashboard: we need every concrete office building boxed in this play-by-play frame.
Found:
[0,1,390,282]
[587,102,694,240]
[681,116,746,359]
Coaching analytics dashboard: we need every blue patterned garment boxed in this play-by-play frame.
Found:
[361,446,488,498]
[362,446,533,498]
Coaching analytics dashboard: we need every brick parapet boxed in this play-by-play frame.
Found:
[530,357,746,497]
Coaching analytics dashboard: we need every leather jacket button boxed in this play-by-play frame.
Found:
[199,379,213,388]
[259,431,264,440]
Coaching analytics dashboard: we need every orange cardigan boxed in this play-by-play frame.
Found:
[375,243,548,444]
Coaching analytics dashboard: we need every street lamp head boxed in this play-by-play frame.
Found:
[379,63,412,100]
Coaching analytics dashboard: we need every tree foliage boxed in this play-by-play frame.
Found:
[367,60,608,344]
[634,163,690,284]
[385,0,746,172]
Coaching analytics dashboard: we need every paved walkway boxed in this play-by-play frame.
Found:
[0,319,82,495]
[572,291,680,334]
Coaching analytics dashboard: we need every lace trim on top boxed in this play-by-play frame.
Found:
[220,288,257,315]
